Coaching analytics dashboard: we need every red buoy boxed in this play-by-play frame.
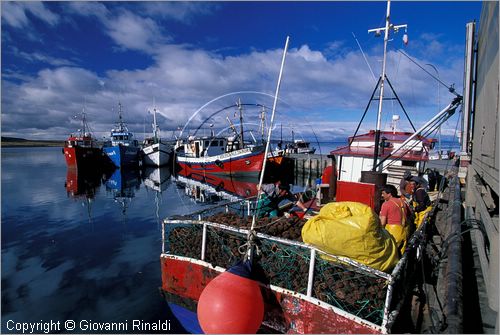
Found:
[197,269,264,334]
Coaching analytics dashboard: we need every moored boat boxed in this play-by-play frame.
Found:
[103,102,141,168]
[285,139,316,154]
[141,106,173,167]
[331,130,437,186]
[63,111,105,169]
[176,135,265,177]
[160,196,428,333]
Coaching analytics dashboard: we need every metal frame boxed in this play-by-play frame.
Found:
[162,216,432,332]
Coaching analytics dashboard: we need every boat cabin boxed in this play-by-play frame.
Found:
[284,139,316,154]
[331,130,436,184]
[182,136,252,158]
[110,129,138,147]
[65,134,95,148]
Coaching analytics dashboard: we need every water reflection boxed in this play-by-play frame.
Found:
[3,147,300,333]
[1,148,195,334]
[65,167,105,223]
[174,170,259,203]
[104,168,142,215]
[142,167,172,229]
[65,167,103,200]
[143,167,171,193]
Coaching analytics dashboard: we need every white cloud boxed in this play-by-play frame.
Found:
[105,11,170,53]
[1,1,59,28]
[1,9,465,142]
[66,2,109,21]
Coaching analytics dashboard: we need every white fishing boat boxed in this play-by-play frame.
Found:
[141,106,173,167]
[284,131,316,154]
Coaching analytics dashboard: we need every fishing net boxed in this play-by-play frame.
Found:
[166,211,390,326]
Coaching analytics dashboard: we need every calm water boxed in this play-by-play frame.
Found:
[1,140,457,333]
[1,147,210,334]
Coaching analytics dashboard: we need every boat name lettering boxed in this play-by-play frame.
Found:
[217,148,251,160]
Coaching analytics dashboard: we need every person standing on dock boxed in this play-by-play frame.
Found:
[410,178,432,228]
[379,185,410,255]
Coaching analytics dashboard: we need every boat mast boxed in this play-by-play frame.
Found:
[117,102,125,131]
[260,105,266,143]
[237,98,244,147]
[368,0,407,171]
[152,107,159,143]
[81,108,87,136]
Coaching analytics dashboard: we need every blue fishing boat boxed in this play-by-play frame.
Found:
[103,102,140,168]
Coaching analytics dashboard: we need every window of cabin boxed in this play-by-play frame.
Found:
[401,160,417,167]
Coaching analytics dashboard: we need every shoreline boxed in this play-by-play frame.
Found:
[1,141,64,148]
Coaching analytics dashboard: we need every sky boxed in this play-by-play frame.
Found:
[1,1,484,142]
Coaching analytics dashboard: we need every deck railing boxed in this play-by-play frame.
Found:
[161,198,433,332]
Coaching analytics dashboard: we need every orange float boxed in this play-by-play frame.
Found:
[197,262,264,334]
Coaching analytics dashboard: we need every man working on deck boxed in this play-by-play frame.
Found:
[256,181,307,218]
[379,185,410,255]
[410,177,432,228]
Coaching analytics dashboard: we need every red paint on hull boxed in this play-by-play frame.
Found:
[63,146,103,168]
[177,150,265,175]
[161,256,380,334]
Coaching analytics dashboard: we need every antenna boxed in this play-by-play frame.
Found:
[367,0,408,171]
[352,32,377,82]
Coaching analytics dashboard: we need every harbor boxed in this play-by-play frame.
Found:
[2,1,497,334]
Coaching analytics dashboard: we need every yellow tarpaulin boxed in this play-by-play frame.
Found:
[301,201,400,272]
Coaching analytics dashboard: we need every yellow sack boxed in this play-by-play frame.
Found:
[301,201,400,273]
[415,205,432,228]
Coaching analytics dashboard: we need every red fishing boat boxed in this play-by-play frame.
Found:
[63,111,104,169]
[176,135,265,176]
[160,198,426,334]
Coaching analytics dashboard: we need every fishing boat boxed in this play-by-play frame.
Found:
[103,102,141,168]
[331,130,438,185]
[176,135,265,176]
[285,132,316,154]
[160,193,422,333]
[63,111,105,168]
[141,106,173,167]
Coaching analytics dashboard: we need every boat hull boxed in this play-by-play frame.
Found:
[161,255,380,334]
[103,145,140,168]
[142,142,171,167]
[63,146,103,169]
[177,146,265,176]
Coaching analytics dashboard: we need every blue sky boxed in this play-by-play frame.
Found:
[1,1,483,142]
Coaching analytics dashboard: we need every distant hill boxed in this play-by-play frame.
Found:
[1,137,64,147]
[1,136,28,142]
